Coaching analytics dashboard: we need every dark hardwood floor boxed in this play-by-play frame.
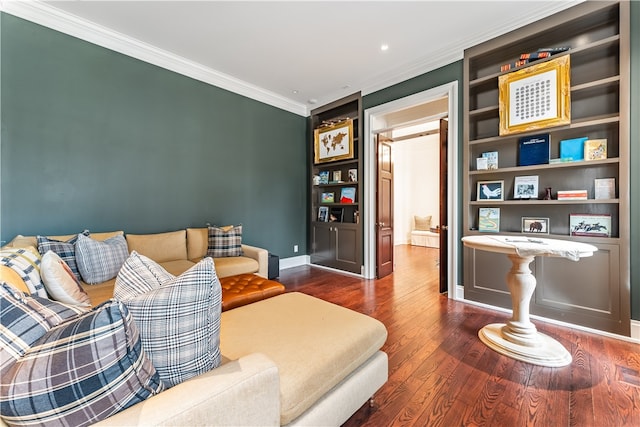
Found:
[278,245,640,427]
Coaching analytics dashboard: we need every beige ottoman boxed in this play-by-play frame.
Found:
[220,292,388,425]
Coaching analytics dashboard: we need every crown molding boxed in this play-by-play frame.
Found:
[360,1,582,97]
[1,0,582,116]
[0,0,308,116]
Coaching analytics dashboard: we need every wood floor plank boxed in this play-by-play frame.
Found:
[277,245,640,427]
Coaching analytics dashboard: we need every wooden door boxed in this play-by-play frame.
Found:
[439,118,448,293]
[376,135,394,278]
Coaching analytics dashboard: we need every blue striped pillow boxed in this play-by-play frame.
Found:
[0,283,86,377]
[115,256,222,388]
[0,300,164,426]
[75,234,129,284]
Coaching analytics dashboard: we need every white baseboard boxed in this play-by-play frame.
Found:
[279,255,309,270]
[631,320,640,341]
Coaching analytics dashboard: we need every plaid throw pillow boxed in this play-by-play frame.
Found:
[75,234,129,284]
[0,283,86,376]
[206,225,244,257]
[0,300,164,427]
[115,256,222,388]
[37,231,89,281]
[114,251,174,300]
[0,247,46,297]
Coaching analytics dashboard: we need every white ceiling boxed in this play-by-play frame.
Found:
[3,1,582,115]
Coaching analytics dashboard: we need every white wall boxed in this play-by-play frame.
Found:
[393,134,440,244]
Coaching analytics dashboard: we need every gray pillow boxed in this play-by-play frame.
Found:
[75,234,128,284]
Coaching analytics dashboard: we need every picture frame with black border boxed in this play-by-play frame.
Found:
[329,207,344,222]
[477,180,504,201]
[522,217,549,234]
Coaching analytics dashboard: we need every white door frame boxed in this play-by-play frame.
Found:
[363,81,460,299]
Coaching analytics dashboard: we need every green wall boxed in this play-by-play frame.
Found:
[0,14,308,257]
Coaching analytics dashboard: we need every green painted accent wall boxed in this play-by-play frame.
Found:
[0,14,308,258]
[362,61,465,287]
[630,1,639,322]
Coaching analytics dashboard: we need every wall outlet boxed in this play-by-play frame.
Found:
[293,245,299,253]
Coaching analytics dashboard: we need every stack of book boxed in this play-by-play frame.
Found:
[500,47,570,72]
[557,190,588,200]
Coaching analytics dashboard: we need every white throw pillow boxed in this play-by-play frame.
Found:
[41,251,91,307]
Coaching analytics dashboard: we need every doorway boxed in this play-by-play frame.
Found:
[363,82,459,299]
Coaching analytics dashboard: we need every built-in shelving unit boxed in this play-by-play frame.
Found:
[309,93,363,274]
[462,1,630,335]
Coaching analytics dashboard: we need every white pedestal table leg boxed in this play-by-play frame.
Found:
[478,254,572,367]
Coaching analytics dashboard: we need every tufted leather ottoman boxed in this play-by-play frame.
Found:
[219,273,286,311]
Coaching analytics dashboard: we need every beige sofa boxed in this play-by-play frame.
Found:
[5,228,268,306]
[1,229,389,426]
[95,292,388,426]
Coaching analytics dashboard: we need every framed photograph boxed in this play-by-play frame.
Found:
[477,180,504,201]
[514,175,539,199]
[594,178,615,200]
[478,207,500,233]
[318,206,328,222]
[321,192,334,203]
[482,151,498,169]
[332,170,342,182]
[476,157,488,170]
[570,214,611,237]
[318,171,329,184]
[329,207,344,222]
[348,168,358,182]
[314,119,354,164]
[499,55,571,136]
[522,217,549,234]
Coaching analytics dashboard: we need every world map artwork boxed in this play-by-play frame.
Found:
[321,131,347,156]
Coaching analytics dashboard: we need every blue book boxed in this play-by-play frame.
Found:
[560,137,588,161]
[518,134,550,166]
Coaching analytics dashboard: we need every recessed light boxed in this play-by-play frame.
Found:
[292,90,298,94]
[380,44,389,51]
[308,98,318,104]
